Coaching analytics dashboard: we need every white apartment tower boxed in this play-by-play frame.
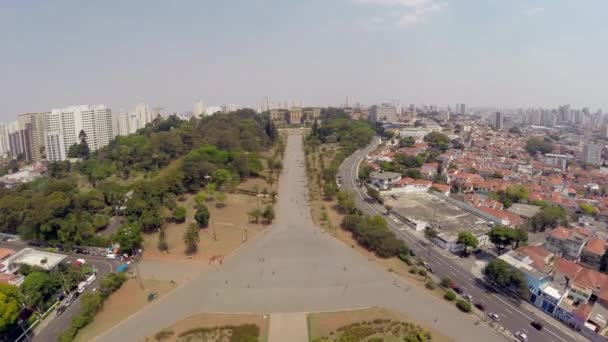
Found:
[0,123,9,158]
[45,105,114,161]
[194,100,205,116]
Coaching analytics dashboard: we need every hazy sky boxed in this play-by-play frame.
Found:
[1,0,607,120]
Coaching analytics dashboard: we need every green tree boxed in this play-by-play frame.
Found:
[579,203,597,216]
[212,169,233,189]
[488,225,516,254]
[530,205,567,232]
[116,224,143,254]
[525,137,553,155]
[262,205,275,223]
[247,208,263,224]
[457,231,479,254]
[183,223,200,255]
[485,258,528,296]
[173,206,187,223]
[399,136,415,147]
[0,284,20,332]
[336,191,355,213]
[323,182,338,199]
[423,132,450,152]
[158,229,168,252]
[21,271,58,309]
[215,191,227,208]
[194,205,210,227]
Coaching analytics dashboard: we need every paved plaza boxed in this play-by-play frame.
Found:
[97,131,505,342]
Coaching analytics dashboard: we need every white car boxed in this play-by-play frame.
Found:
[464,294,473,302]
[515,331,528,341]
[488,312,500,321]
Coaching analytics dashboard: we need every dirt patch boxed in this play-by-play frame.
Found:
[75,278,176,342]
[142,193,269,263]
[308,307,451,342]
[145,313,269,342]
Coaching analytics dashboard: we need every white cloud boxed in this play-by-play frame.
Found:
[356,0,448,28]
[523,7,545,16]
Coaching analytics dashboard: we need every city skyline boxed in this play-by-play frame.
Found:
[1,0,608,119]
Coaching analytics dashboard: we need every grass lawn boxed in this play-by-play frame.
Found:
[308,307,451,342]
[146,313,269,342]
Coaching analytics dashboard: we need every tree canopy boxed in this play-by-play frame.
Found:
[0,284,20,332]
[525,137,553,155]
[423,132,450,152]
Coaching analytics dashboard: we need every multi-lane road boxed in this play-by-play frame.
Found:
[0,240,117,342]
[339,138,586,342]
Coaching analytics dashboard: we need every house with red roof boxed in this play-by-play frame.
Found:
[580,238,608,271]
[545,227,592,261]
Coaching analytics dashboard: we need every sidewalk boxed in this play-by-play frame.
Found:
[268,312,308,342]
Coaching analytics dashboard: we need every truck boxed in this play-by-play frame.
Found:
[77,281,87,294]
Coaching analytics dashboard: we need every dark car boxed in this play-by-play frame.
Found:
[27,240,42,247]
[453,287,463,294]
[474,302,485,311]
[530,321,544,331]
[56,292,65,301]
[56,305,66,316]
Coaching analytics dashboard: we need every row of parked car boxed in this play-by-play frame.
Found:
[55,273,97,316]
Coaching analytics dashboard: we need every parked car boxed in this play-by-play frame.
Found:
[530,320,544,330]
[514,331,528,341]
[464,294,473,302]
[453,287,463,294]
[488,313,500,321]
[27,240,42,247]
[474,302,485,311]
[77,281,88,294]
[56,305,66,316]
[56,292,65,302]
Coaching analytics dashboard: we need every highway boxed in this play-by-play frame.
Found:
[339,138,586,342]
[0,240,117,342]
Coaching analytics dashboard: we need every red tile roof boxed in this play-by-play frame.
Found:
[584,238,607,256]
[554,257,583,280]
[574,268,608,292]
[550,227,571,240]
[0,248,14,260]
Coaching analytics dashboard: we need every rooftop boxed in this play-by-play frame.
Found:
[3,248,66,272]
[506,203,542,218]
[0,248,14,260]
[389,192,491,240]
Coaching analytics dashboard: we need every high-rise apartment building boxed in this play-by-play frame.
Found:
[370,103,399,122]
[0,123,9,158]
[194,100,205,116]
[493,112,504,130]
[582,143,602,166]
[18,112,46,162]
[45,105,113,161]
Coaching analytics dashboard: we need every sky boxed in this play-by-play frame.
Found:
[1,0,607,120]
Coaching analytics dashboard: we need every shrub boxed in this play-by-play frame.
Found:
[456,299,472,312]
[154,329,175,341]
[440,277,451,288]
[173,206,187,223]
[425,281,436,290]
[398,252,410,263]
[444,291,456,301]
[409,267,418,274]
[417,269,427,277]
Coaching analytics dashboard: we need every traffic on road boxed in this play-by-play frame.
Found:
[339,138,584,342]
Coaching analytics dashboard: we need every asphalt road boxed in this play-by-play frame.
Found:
[0,241,117,342]
[97,130,504,342]
[339,138,586,342]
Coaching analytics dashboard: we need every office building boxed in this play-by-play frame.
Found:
[493,112,504,130]
[544,154,568,171]
[582,143,602,166]
[45,105,114,161]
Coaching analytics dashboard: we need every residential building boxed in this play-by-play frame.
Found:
[370,102,399,122]
[583,143,603,165]
[194,100,205,116]
[545,227,591,261]
[0,123,9,158]
[580,238,607,270]
[45,105,114,161]
[369,171,402,190]
[493,112,504,130]
[18,112,47,162]
[544,154,569,171]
